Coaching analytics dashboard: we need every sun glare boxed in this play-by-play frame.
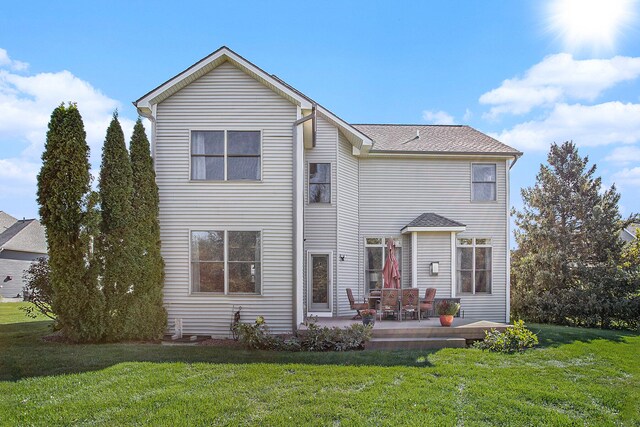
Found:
[546,0,637,54]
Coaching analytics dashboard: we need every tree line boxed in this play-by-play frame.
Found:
[511,141,640,330]
[36,103,165,342]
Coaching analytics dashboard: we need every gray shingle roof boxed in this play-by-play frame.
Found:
[0,211,17,233]
[0,219,47,254]
[403,213,465,229]
[351,124,521,155]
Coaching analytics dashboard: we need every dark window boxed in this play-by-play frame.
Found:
[456,238,491,294]
[309,163,331,203]
[190,230,261,294]
[191,131,224,180]
[227,131,261,180]
[472,164,496,201]
[191,130,261,181]
[190,231,224,292]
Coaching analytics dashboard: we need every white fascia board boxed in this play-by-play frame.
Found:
[622,228,635,240]
[401,226,466,234]
[135,47,312,111]
[366,152,518,160]
[316,105,373,151]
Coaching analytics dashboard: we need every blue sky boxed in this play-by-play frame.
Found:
[1,1,640,232]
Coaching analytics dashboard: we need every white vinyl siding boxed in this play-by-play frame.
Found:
[359,156,508,322]
[303,115,338,315]
[416,232,452,300]
[155,61,296,336]
[336,132,360,316]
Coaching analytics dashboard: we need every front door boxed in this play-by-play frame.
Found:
[307,252,332,315]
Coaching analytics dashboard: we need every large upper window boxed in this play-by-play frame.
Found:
[191,230,261,294]
[472,164,496,201]
[191,130,261,181]
[309,163,331,203]
[365,237,402,292]
[457,238,491,294]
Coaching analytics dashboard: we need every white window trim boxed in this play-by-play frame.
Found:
[471,163,497,203]
[308,162,332,205]
[189,129,263,182]
[306,250,333,317]
[363,237,403,291]
[456,237,493,295]
[188,228,264,296]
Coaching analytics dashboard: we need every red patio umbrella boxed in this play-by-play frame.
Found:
[382,238,401,289]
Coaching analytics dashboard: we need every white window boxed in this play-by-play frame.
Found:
[365,237,402,291]
[472,163,496,201]
[309,163,331,203]
[456,238,491,294]
[191,130,261,181]
[191,230,261,294]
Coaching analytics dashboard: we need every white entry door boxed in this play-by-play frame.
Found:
[307,251,333,315]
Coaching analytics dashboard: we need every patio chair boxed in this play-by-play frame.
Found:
[419,288,437,320]
[378,289,400,321]
[400,288,420,322]
[346,288,369,319]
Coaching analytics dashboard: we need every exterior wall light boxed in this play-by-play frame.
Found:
[430,262,439,276]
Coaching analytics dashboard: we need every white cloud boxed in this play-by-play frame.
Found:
[479,53,640,117]
[422,110,455,125]
[462,109,473,122]
[0,48,136,216]
[605,146,640,164]
[0,48,29,71]
[610,167,640,190]
[492,101,640,151]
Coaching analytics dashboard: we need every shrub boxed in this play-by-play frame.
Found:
[237,317,372,351]
[21,257,56,323]
[436,300,460,316]
[474,320,538,353]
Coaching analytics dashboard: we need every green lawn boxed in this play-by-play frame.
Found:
[1,303,638,426]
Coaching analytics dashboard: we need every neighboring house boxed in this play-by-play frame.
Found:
[621,223,639,243]
[0,212,47,298]
[135,47,522,336]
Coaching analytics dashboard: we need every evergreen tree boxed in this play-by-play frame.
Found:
[99,112,135,340]
[37,103,104,341]
[512,141,639,328]
[126,118,166,339]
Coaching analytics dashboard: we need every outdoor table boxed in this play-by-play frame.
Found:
[367,293,380,309]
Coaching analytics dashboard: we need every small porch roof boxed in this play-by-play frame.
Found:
[401,213,466,234]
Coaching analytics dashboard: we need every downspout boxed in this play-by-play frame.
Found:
[292,105,316,331]
[509,154,520,170]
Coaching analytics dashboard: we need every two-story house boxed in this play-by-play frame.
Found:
[135,47,521,337]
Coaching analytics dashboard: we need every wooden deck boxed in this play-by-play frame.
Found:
[300,317,509,350]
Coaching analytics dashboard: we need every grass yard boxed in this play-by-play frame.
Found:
[0,303,638,426]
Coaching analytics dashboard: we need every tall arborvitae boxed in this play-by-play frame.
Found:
[126,118,166,339]
[99,112,135,341]
[37,103,104,341]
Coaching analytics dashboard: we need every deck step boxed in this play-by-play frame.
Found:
[365,337,466,350]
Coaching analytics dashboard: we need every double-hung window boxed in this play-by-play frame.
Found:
[309,163,331,203]
[365,237,402,291]
[191,230,261,294]
[471,163,496,201]
[191,130,261,181]
[456,238,491,294]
